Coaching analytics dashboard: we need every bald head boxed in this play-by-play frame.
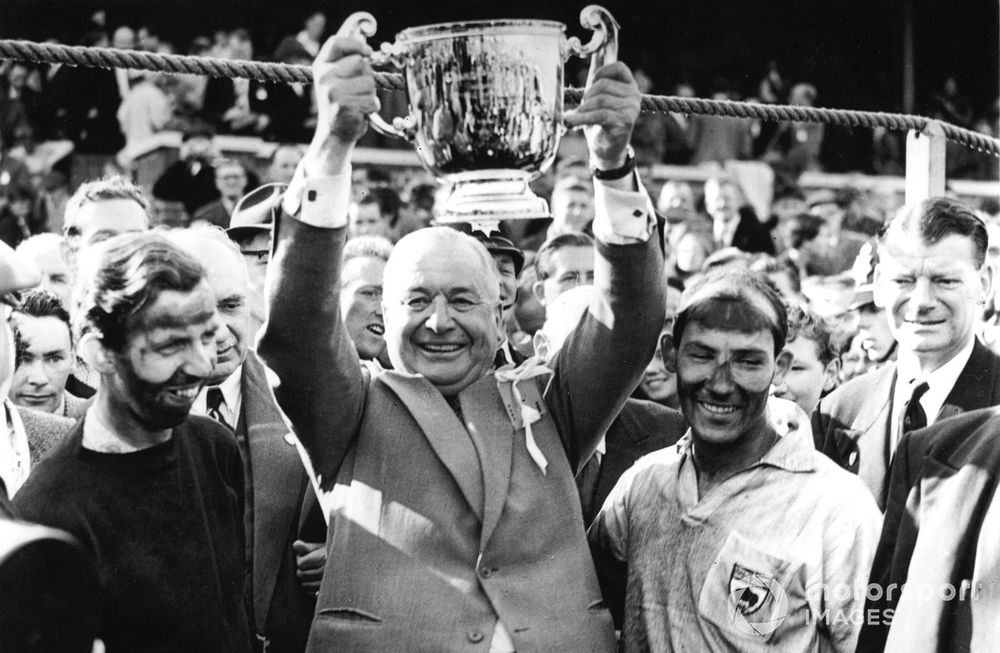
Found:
[383,227,499,305]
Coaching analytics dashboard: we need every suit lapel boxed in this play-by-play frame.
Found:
[457,374,514,548]
[850,366,896,508]
[380,372,485,524]
[241,353,304,627]
[937,339,1000,422]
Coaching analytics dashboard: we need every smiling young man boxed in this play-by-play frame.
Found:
[588,269,881,653]
[771,304,841,416]
[340,235,392,363]
[14,232,252,652]
[812,197,999,510]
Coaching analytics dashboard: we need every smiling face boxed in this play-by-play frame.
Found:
[383,231,501,396]
[106,281,219,430]
[341,255,386,361]
[9,314,72,413]
[674,321,783,447]
[492,253,518,324]
[874,233,991,368]
[194,241,252,385]
[535,246,594,306]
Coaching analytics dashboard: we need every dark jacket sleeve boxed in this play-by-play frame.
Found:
[546,228,665,474]
[257,213,365,492]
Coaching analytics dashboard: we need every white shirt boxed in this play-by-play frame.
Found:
[193,366,243,427]
[0,400,31,497]
[889,337,975,455]
[713,216,739,248]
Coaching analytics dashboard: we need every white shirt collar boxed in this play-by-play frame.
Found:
[1,400,30,497]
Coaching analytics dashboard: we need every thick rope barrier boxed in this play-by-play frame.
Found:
[1,39,997,158]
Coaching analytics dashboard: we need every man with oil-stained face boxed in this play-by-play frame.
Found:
[589,269,881,652]
[15,233,252,651]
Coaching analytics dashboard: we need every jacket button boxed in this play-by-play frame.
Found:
[467,630,484,643]
[479,566,492,579]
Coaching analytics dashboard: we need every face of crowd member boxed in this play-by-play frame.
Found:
[856,306,895,362]
[551,186,595,233]
[674,232,709,275]
[112,26,136,50]
[236,231,270,330]
[102,281,219,430]
[493,253,518,325]
[382,232,501,396]
[668,300,789,448]
[215,163,247,201]
[350,202,391,240]
[657,181,696,224]
[228,34,253,60]
[704,179,740,226]
[874,232,991,367]
[534,246,594,306]
[65,199,148,264]
[305,12,326,40]
[340,255,386,361]
[640,285,682,405]
[267,146,302,185]
[182,135,213,162]
[26,244,72,308]
[191,240,253,386]
[771,336,838,415]
[9,314,72,413]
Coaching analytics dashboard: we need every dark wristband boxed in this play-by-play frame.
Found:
[591,150,636,181]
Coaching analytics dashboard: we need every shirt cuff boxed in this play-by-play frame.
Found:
[590,171,656,244]
[281,164,352,229]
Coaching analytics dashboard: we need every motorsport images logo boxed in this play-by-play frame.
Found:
[728,563,789,636]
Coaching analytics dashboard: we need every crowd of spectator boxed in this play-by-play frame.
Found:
[0,14,998,653]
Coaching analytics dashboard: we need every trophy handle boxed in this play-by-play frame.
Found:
[336,12,415,141]
[565,5,620,78]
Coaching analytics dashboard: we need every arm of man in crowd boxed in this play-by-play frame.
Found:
[257,35,380,494]
[546,62,666,472]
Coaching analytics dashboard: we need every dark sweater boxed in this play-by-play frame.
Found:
[14,416,252,653]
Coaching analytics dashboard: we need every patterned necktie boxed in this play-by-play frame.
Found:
[206,387,231,429]
[901,381,930,435]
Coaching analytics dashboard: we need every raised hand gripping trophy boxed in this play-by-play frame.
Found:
[340,6,619,223]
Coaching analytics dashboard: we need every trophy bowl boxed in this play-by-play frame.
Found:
[341,6,619,222]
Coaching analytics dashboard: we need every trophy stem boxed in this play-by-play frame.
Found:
[436,170,551,223]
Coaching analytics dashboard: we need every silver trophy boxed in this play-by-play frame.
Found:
[340,6,619,222]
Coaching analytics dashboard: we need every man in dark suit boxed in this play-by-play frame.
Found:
[170,226,324,652]
[813,197,998,510]
[857,406,1000,652]
[258,35,662,651]
[704,176,774,255]
[532,284,686,526]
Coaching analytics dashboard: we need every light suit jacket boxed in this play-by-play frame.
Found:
[258,213,664,652]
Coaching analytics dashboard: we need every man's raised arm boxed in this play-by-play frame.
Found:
[547,62,666,471]
[257,35,380,490]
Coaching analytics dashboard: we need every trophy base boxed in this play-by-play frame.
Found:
[435,171,551,224]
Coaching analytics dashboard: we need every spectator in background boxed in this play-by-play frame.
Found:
[201,29,270,136]
[274,12,327,62]
[0,129,32,209]
[772,304,842,415]
[192,159,248,229]
[547,177,595,240]
[533,231,595,309]
[340,236,392,363]
[15,233,72,308]
[152,124,222,218]
[749,255,805,306]
[803,189,868,276]
[851,284,897,369]
[689,78,753,165]
[8,289,85,419]
[704,176,774,254]
[116,72,178,153]
[635,278,684,410]
[764,83,825,179]
[349,186,400,241]
[0,185,41,248]
[174,37,213,116]
[264,143,303,185]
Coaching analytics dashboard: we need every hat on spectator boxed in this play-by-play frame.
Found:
[449,221,525,276]
[226,183,287,242]
[806,189,839,209]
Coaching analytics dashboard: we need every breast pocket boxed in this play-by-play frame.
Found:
[697,530,804,647]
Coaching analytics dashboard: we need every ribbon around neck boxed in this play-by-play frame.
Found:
[495,357,554,474]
